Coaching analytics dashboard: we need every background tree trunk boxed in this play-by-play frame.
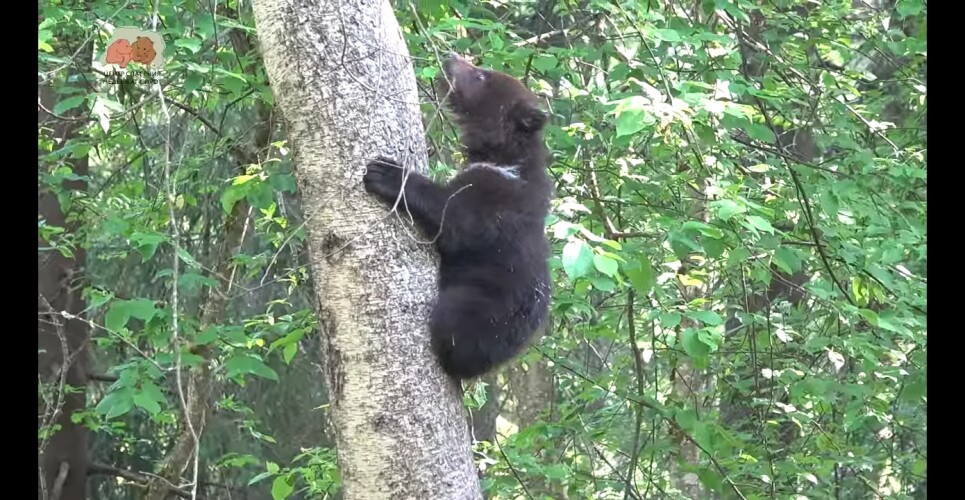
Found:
[38,49,92,500]
[470,372,501,443]
[251,0,483,498]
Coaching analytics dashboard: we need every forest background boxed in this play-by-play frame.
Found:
[38,0,926,498]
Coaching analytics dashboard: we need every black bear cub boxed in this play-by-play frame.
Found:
[363,53,553,380]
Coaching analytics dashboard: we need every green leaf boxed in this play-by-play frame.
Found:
[911,458,927,476]
[247,182,275,210]
[686,310,724,326]
[271,475,294,500]
[866,265,896,289]
[177,248,202,269]
[652,29,682,42]
[682,221,724,239]
[714,199,744,221]
[488,32,504,50]
[53,96,86,116]
[96,389,134,419]
[419,66,440,80]
[696,328,722,350]
[104,298,159,333]
[674,407,697,431]
[184,73,204,94]
[126,299,158,321]
[902,374,926,402]
[660,312,682,329]
[875,309,906,335]
[226,355,279,382]
[269,173,298,193]
[716,0,750,20]
[39,33,54,52]
[561,240,594,279]
[588,275,616,292]
[612,96,655,138]
[247,470,274,486]
[84,288,114,311]
[105,302,131,332]
[133,390,162,415]
[702,237,726,259]
[130,232,166,261]
[728,247,752,266]
[819,191,840,218]
[593,254,619,277]
[552,220,577,240]
[772,247,802,274]
[533,54,558,71]
[626,257,654,294]
[896,0,923,17]
[544,464,568,480]
[140,381,166,403]
[744,215,775,234]
[195,327,219,345]
[858,309,879,326]
[697,468,725,493]
[615,109,649,138]
[221,184,249,214]
[95,95,125,113]
[681,328,710,358]
[745,123,776,143]
[668,231,702,259]
[283,343,298,364]
[233,174,258,185]
[175,37,202,54]
[222,326,248,345]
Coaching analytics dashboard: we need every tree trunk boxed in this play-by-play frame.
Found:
[250,1,483,499]
[509,354,554,430]
[38,79,90,500]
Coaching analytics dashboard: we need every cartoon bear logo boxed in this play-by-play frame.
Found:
[100,28,165,71]
[105,39,133,68]
[130,36,157,65]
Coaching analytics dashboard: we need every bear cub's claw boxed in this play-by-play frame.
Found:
[363,156,404,198]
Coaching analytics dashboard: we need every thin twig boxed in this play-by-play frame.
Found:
[50,462,69,500]
[88,463,191,499]
[154,9,202,493]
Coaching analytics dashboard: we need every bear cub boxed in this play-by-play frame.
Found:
[363,53,553,380]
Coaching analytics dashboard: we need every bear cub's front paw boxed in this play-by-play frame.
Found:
[363,156,404,200]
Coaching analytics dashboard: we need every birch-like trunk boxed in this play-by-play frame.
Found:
[251,1,482,498]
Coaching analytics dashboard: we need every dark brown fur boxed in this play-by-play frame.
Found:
[363,53,553,379]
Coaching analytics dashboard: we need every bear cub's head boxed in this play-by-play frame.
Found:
[437,53,548,163]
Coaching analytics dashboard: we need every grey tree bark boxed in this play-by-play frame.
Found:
[251,1,483,498]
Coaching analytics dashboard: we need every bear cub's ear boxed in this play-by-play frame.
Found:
[512,103,548,133]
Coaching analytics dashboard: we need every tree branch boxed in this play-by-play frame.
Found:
[88,373,119,383]
[89,462,190,499]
